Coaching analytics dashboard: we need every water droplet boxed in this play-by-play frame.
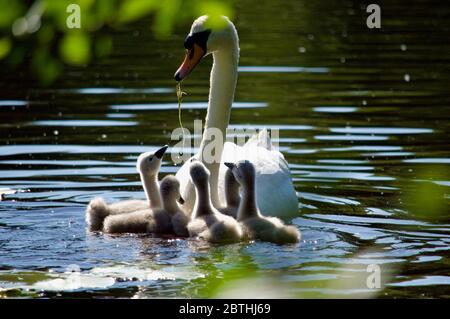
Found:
[404,74,411,82]
[101,134,107,139]
[340,57,346,63]
[53,130,59,136]
[298,46,306,53]
[362,100,367,106]
[400,44,407,51]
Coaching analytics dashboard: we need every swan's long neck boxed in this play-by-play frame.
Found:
[140,173,161,208]
[237,180,259,221]
[199,43,239,208]
[192,180,214,218]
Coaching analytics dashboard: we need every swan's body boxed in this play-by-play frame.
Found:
[174,16,298,219]
[86,145,168,231]
[226,160,300,244]
[217,166,240,218]
[187,161,242,243]
[103,175,189,236]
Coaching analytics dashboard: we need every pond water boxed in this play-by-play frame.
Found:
[1,0,449,298]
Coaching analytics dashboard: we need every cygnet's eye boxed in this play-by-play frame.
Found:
[148,156,153,162]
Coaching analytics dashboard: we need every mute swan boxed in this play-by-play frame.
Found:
[187,160,243,244]
[225,161,300,244]
[103,175,188,235]
[217,166,240,218]
[174,16,298,219]
[86,145,168,231]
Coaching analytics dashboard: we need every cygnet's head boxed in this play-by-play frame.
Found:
[224,160,255,187]
[136,145,168,175]
[174,15,238,81]
[189,160,210,187]
[159,175,184,205]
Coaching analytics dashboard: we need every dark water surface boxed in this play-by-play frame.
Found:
[1,0,449,298]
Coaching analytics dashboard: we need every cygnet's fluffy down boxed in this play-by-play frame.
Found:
[86,145,168,231]
[225,161,300,244]
[103,175,189,236]
[187,161,243,244]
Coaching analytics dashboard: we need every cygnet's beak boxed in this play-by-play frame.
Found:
[178,196,185,205]
[224,162,235,170]
[155,145,169,159]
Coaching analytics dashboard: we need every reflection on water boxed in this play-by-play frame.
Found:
[1,0,450,298]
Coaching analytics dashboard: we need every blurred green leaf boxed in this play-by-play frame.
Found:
[43,0,72,31]
[37,25,54,44]
[153,0,181,39]
[95,35,113,58]
[403,166,450,221]
[32,49,62,85]
[118,0,158,23]
[60,32,91,65]
[0,0,24,29]
[0,0,235,84]
[0,37,11,60]
[196,0,234,29]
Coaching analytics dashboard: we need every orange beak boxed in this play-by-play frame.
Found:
[174,43,205,82]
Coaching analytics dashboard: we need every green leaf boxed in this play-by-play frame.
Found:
[402,165,450,220]
[95,35,113,58]
[0,0,24,29]
[196,0,234,29]
[32,49,62,85]
[59,32,91,65]
[118,0,158,24]
[0,37,11,60]
[153,0,181,39]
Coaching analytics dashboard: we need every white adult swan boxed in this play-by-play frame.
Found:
[174,16,298,219]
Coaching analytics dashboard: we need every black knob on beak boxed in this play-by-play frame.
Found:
[155,145,169,159]
[224,162,235,170]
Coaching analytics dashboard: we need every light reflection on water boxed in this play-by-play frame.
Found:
[1,0,450,298]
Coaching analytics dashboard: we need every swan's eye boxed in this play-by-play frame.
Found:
[148,157,153,162]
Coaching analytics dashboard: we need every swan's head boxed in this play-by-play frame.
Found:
[136,145,168,175]
[224,160,255,187]
[160,175,184,205]
[174,15,238,81]
[189,160,210,188]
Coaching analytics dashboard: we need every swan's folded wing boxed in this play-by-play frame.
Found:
[219,142,298,219]
[244,128,272,150]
